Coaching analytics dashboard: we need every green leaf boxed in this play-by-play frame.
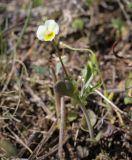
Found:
[32,0,44,7]
[83,53,98,83]
[89,53,98,74]
[83,64,92,83]
[86,0,94,6]
[68,111,78,122]
[124,72,132,103]
[112,18,124,31]
[89,52,97,65]
[107,92,114,101]
[127,2,132,9]
[124,97,132,105]
[0,29,8,55]
[72,18,84,30]
[81,53,100,98]
[125,72,132,89]
[0,140,17,158]
[81,109,97,131]
[32,64,49,76]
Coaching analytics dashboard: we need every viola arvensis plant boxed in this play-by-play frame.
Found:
[36,19,59,41]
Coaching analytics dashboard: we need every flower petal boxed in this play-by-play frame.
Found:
[53,23,59,34]
[45,20,59,34]
[44,32,55,41]
[36,25,47,41]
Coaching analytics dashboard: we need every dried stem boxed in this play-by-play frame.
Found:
[51,67,60,121]
[58,97,65,159]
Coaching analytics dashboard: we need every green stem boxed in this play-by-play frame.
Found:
[56,51,70,80]
[60,41,94,54]
[16,1,32,49]
[79,104,94,139]
[53,40,70,81]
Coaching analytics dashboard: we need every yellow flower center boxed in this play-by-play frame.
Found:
[44,31,55,41]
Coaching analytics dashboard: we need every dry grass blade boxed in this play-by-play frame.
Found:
[23,81,52,115]
[37,135,70,160]
[7,127,32,154]
[29,121,57,160]
[2,42,36,93]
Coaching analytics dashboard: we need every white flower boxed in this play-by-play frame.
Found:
[36,20,59,41]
